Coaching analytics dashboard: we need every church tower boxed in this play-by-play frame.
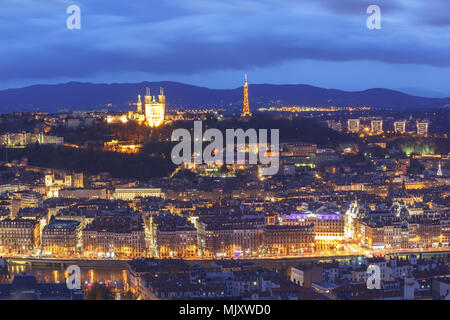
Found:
[241,74,252,117]
[158,87,165,105]
[145,87,151,105]
[137,94,143,113]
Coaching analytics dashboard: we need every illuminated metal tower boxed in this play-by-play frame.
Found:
[241,74,252,117]
[437,161,443,177]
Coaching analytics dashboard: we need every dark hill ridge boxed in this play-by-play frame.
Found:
[0,81,449,113]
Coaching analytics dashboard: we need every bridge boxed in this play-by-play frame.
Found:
[5,257,128,269]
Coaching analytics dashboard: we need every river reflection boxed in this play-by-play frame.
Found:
[7,263,128,289]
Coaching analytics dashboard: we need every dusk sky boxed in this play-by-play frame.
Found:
[1,0,450,96]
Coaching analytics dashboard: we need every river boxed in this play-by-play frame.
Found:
[6,263,128,289]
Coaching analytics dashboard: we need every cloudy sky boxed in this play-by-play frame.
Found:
[1,0,450,95]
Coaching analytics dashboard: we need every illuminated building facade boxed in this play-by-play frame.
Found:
[344,201,362,241]
[347,119,360,133]
[279,213,344,250]
[152,215,197,258]
[144,87,165,127]
[104,140,143,154]
[13,191,43,210]
[82,215,145,258]
[82,228,145,258]
[197,216,262,258]
[371,120,383,134]
[58,188,108,200]
[416,121,429,136]
[113,87,166,127]
[263,224,315,256]
[359,217,443,250]
[45,172,84,198]
[241,74,252,117]
[45,172,83,188]
[394,121,407,134]
[112,188,163,201]
[441,220,450,246]
[281,142,317,156]
[42,219,81,256]
[0,132,63,147]
[0,219,40,255]
[198,226,260,258]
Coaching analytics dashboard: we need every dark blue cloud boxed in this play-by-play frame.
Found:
[0,0,449,92]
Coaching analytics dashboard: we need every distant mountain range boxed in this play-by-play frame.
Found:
[396,87,450,98]
[0,81,449,113]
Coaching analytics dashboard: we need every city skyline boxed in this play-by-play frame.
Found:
[1,0,449,303]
